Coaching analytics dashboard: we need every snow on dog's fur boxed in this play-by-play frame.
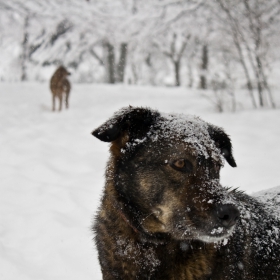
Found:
[92,106,280,279]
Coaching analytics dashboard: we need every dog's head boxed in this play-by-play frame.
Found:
[93,106,239,243]
[55,66,71,78]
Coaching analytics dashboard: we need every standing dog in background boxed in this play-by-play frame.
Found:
[50,66,71,111]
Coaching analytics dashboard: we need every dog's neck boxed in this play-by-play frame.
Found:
[105,182,139,233]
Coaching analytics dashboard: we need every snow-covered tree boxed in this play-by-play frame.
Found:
[213,0,279,108]
[0,0,280,105]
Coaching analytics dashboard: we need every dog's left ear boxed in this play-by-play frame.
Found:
[208,125,237,167]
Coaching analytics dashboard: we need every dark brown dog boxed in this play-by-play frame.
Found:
[92,106,280,280]
[50,66,71,111]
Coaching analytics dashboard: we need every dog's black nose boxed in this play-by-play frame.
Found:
[216,204,240,228]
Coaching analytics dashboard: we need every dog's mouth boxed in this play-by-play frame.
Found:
[182,224,236,243]
[188,203,239,243]
[198,227,235,243]
[169,217,236,243]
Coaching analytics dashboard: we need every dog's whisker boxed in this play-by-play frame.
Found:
[140,212,157,225]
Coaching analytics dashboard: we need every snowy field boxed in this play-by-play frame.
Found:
[1,82,280,280]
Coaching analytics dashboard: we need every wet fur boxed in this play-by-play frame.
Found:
[92,106,280,280]
[50,66,71,111]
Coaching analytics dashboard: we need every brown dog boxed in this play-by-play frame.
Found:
[92,106,280,280]
[50,66,71,111]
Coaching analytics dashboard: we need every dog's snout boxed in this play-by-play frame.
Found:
[216,204,239,228]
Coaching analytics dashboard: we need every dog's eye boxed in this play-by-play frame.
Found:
[171,159,193,172]
[174,159,185,168]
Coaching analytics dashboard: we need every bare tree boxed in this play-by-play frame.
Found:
[215,0,279,108]
[200,44,208,89]
[153,32,190,86]
[241,0,277,108]
[103,41,115,84]
[20,16,29,81]
[214,0,257,108]
[116,43,127,83]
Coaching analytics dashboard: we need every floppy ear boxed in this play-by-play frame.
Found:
[92,106,159,144]
[208,125,237,167]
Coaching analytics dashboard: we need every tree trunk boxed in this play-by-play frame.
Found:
[257,81,264,107]
[174,60,180,86]
[232,29,257,108]
[21,16,29,81]
[259,65,276,108]
[200,76,207,90]
[187,62,193,88]
[200,44,208,89]
[131,63,138,84]
[105,42,115,84]
[116,43,127,83]
[255,54,264,107]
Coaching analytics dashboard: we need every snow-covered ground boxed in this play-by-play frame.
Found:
[0,82,279,280]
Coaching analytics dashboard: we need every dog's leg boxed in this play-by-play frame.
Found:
[52,95,55,111]
[58,95,62,111]
[65,93,69,109]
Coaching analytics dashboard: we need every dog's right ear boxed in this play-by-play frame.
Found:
[208,125,237,167]
[92,106,159,145]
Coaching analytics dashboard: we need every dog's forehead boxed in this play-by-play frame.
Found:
[157,113,209,138]
[150,113,223,162]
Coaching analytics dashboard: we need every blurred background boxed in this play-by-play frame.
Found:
[0,0,280,110]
